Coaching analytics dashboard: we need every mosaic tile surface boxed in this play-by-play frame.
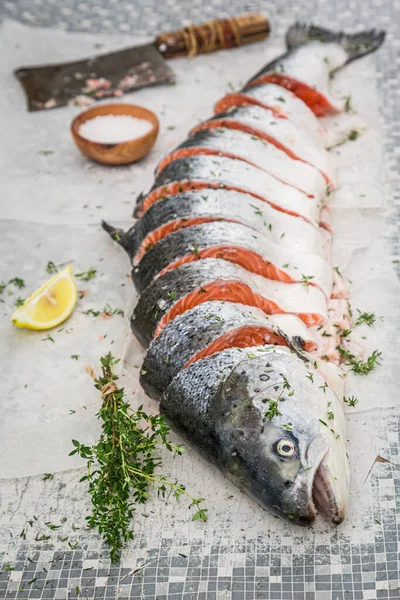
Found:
[0,1,399,599]
[0,413,399,599]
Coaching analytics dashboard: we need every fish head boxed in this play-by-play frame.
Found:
[215,347,349,525]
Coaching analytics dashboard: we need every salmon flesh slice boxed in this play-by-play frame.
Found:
[103,188,330,265]
[244,40,350,117]
[136,155,323,226]
[214,83,327,147]
[140,301,318,399]
[132,220,333,298]
[190,106,335,185]
[156,127,327,199]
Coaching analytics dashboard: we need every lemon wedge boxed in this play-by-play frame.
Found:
[11,265,78,330]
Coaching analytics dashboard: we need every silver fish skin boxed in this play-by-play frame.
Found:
[244,24,385,114]
[146,154,322,225]
[102,188,329,265]
[131,258,328,348]
[195,106,335,185]
[140,301,316,400]
[161,345,349,526]
[215,82,327,148]
[103,23,386,526]
[131,220,333,296]
[163,127,327,199]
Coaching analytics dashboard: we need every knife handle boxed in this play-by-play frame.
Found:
[155,13,270,59]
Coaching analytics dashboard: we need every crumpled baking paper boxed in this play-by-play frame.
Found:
[0,17,398,527]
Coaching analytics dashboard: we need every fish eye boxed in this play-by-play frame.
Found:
[276,439,296,458]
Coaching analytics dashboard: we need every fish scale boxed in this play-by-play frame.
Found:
[131,258,329,347]
[104,23,385,525]
[102,188,329,265]
[157,127,327,199]
[140,301,318,400]
[132,220,333,296]
[213,82,327,147]
[140,154,321,224]
[191,105,335,184]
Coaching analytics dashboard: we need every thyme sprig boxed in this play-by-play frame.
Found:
[71,353,207,562]
[337,346,382,375]
[354,309,380,328]
[0,277,25,295]
[75,267,97,281]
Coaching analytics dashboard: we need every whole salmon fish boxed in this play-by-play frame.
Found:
[104,23,384,525]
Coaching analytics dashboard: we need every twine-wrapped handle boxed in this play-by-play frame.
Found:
[155,13,270,59]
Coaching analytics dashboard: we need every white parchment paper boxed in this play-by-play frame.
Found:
[0,16,399,525]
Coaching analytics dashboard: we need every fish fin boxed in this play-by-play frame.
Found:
[101,220,130,251]
[134,191,146,218]
[277,328,308,363]
[286,23,385,63]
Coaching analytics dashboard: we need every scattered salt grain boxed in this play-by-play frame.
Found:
[78,114,153,144]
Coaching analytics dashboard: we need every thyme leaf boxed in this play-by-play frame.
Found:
[46,261,58,274]
[354,309,380,327]
[75,267,97,281]
[71,353,207,562]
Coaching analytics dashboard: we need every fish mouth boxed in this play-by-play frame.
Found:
[312,459,345,524]
[291,434,345,526]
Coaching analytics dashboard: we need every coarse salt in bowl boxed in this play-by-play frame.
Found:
[71,104,159,165]
[78,114,153,144]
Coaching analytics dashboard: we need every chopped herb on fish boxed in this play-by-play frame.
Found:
[265,399,282,421]
[301,274,314,286]
[250,203,263,216]
[339,328,352,338]
[344,95,352,112]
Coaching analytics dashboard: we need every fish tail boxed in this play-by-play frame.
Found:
[286,23,385,63]
[134,191,146,218]
[101,220,130,251]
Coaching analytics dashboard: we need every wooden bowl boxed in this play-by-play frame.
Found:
[71,103,159,165]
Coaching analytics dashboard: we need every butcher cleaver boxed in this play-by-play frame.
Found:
[15,13,270,112]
